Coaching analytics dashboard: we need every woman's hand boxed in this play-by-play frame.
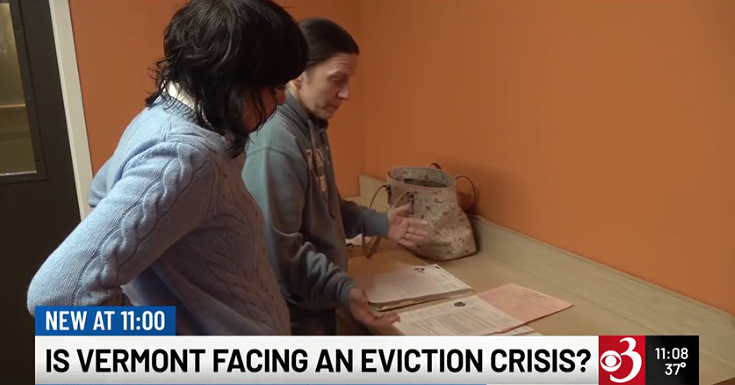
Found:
[386,203,430,247]
[348,288,400,328]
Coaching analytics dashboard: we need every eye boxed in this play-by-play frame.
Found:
[600,350,622,372]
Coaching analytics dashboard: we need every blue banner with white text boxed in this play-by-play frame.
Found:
[35,306,176,336]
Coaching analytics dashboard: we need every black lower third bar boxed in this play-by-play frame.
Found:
[645,335,700,385]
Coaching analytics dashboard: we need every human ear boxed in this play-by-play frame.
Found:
[293,74,305,88]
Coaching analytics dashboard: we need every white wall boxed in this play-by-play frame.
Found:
[49,0,93,219]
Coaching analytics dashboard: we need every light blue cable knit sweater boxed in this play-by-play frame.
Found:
[26,95,290,335]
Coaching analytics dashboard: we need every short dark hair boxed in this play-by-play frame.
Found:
[146,0,308,153]
[299,17,359,69]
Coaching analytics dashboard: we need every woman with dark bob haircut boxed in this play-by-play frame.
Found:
[27,0,308,335]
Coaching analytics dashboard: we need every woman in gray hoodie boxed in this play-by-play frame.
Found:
[243,17,429,335]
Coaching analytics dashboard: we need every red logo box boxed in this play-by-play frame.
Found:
[599,335,646,385]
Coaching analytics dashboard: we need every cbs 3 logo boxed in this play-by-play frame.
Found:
[599,337,643,383]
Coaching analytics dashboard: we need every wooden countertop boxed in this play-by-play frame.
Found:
[338,193,735,384]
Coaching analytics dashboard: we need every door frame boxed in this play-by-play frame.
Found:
[48,0,93,220]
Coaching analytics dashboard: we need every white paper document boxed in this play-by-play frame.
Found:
[354,264,472,307]
[393,296,525,336]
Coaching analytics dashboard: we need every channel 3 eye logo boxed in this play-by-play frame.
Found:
[598,336,646,385]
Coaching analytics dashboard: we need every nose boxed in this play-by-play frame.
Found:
[337,83,350,101]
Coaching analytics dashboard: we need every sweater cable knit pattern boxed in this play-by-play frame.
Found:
[27,97,290,335]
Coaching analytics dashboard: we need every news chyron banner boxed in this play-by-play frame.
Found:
[35,306,700,384]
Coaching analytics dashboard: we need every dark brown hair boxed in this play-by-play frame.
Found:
[146,0,308,153]
[299,17,359,70]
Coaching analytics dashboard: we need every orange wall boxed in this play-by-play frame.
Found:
[69,0,182,173]
[69,0,364,196]
[70,0,735,315]
[360,1,735,315]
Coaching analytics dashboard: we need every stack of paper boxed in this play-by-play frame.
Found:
[353,264,473,311]
[393,297,525,336]
[393,283,573,336]
[478,283,573,323]
[495,325,536,336]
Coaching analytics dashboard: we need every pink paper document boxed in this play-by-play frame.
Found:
[477,283,573,323]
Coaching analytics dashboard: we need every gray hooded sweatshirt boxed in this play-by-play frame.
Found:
[243,91,389,313]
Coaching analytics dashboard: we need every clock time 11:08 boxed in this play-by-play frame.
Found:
[655,347,688,360]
